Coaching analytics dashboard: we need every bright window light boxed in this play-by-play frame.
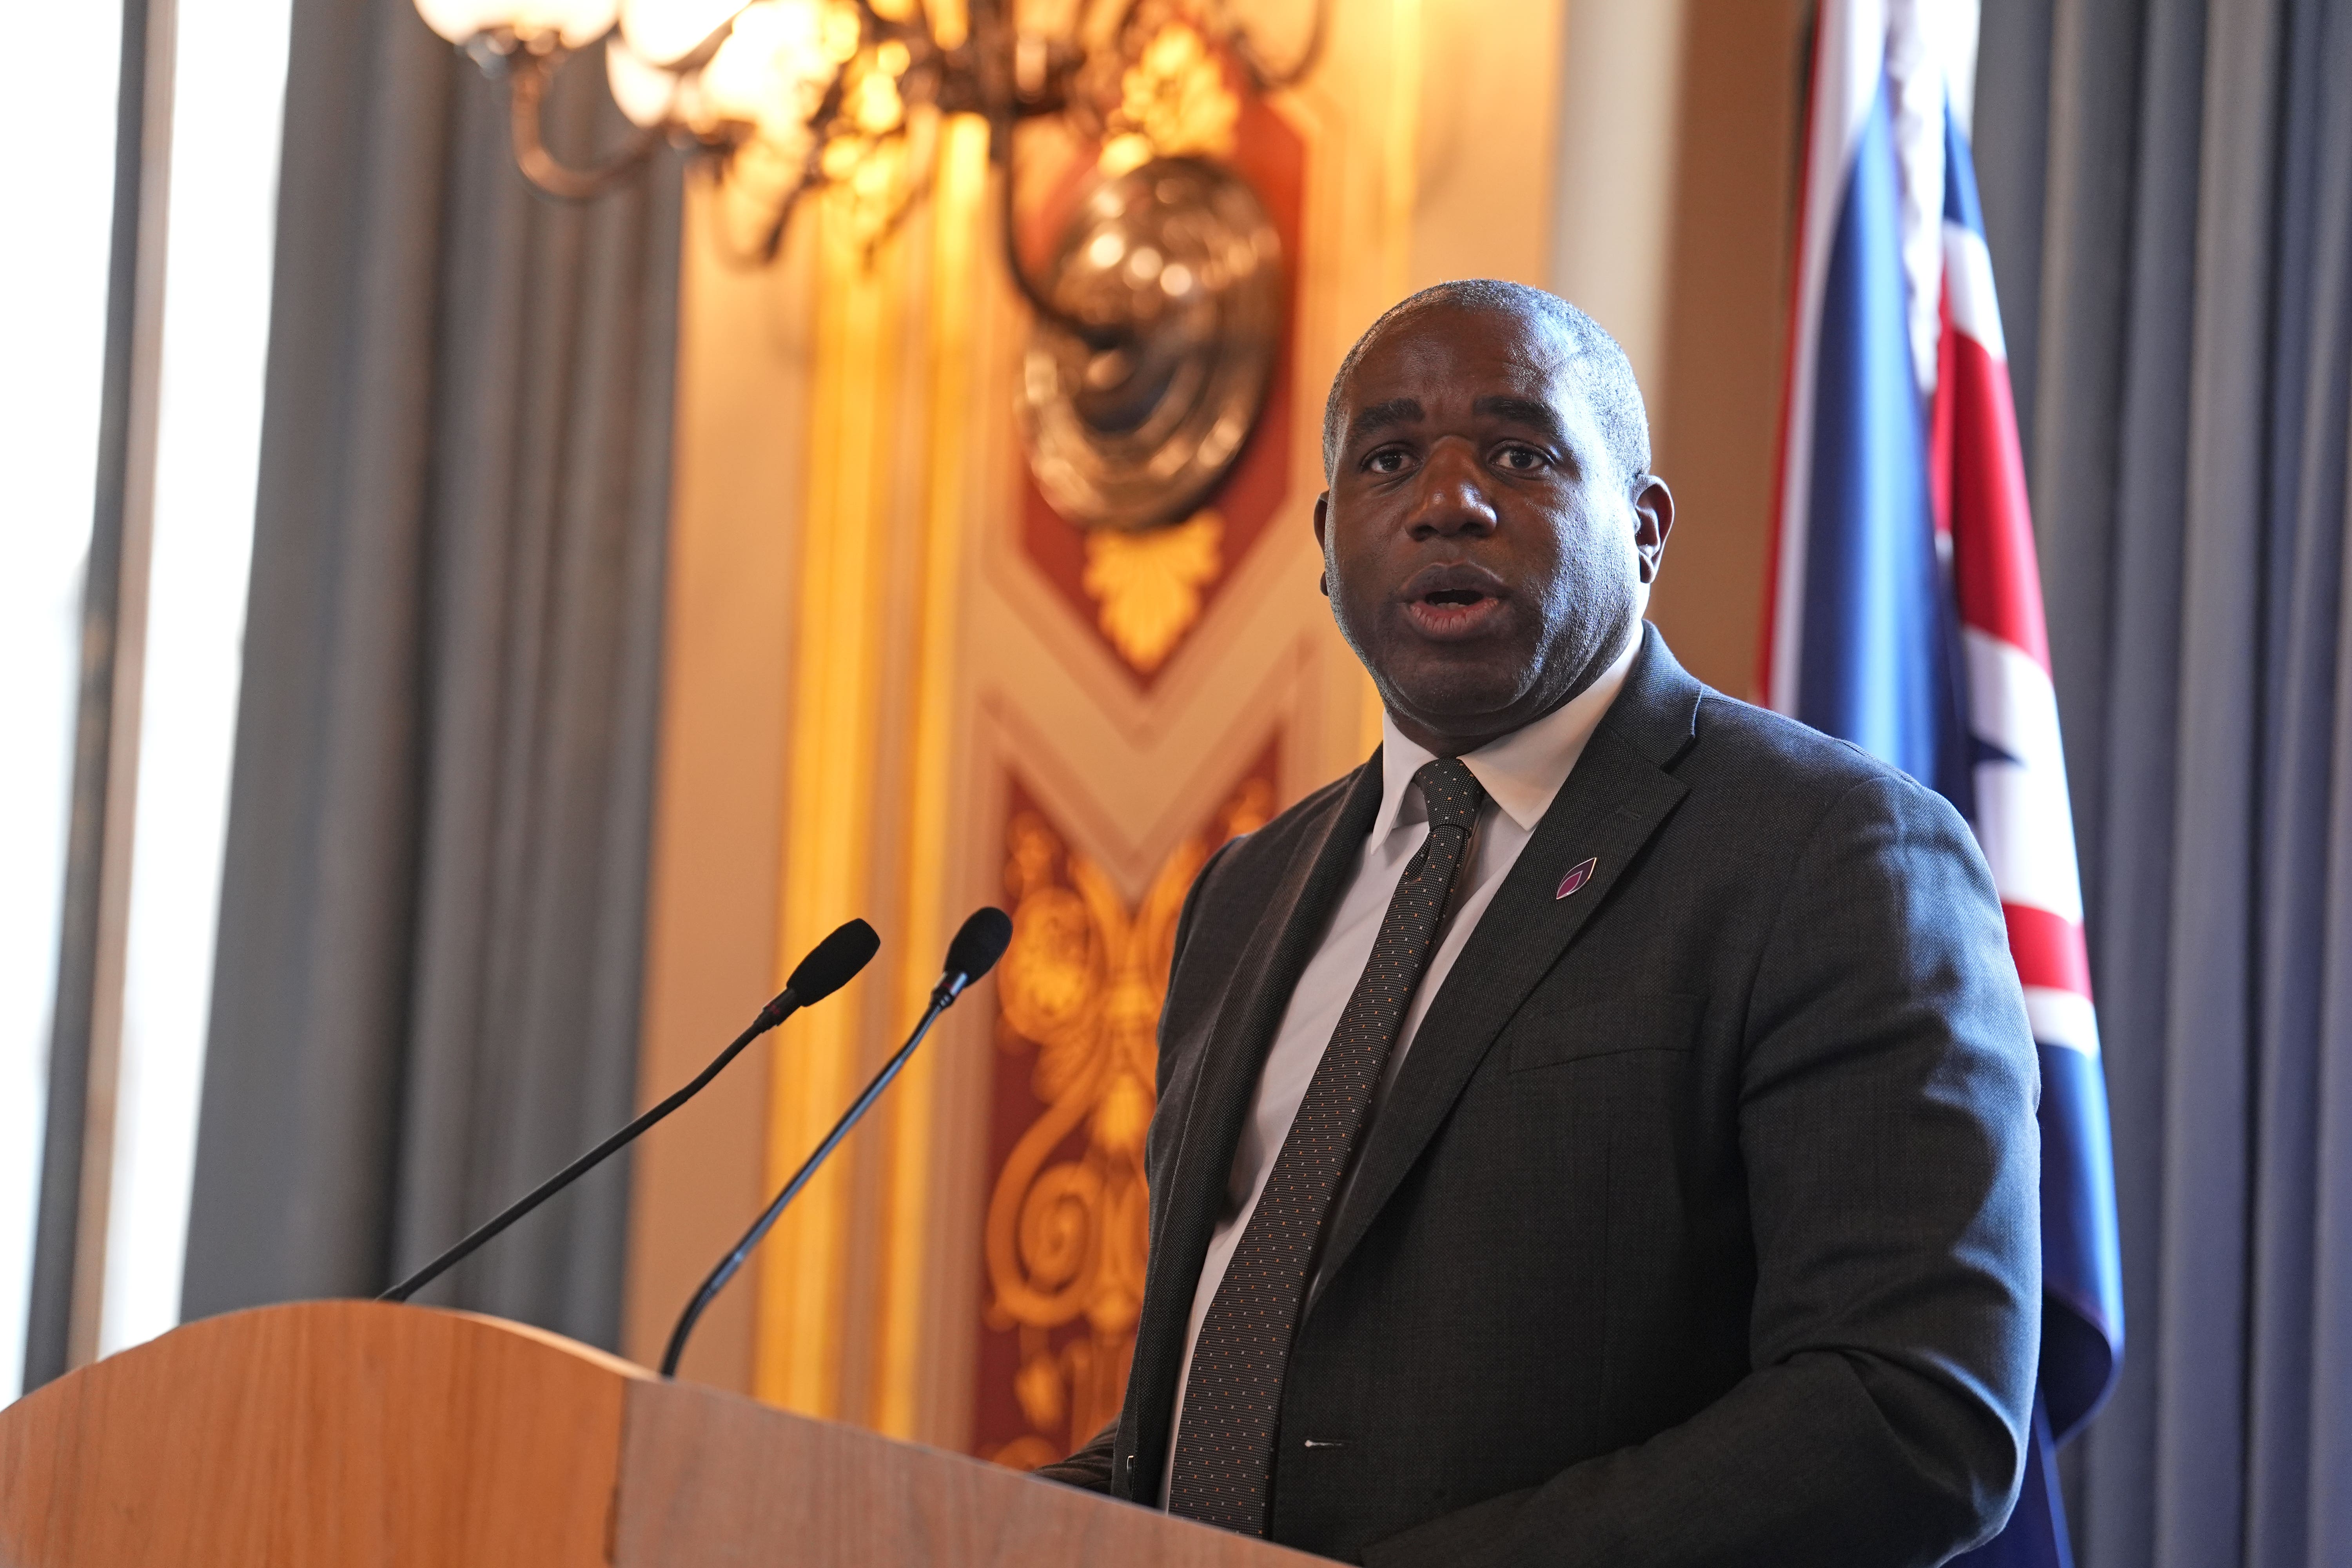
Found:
[0,4,124,1401]
[98,0,295,1359]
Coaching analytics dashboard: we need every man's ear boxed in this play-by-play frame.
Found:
[1313,492,1331,597]
[1631,475,1674,585]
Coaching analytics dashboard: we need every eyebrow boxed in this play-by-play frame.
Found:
[1345,393,1572,450]
[1348,397,1424,443]
[1472,395,1568,444]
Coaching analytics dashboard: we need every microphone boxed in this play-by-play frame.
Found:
[660,906,1014,1376]
[379,918,881,1305]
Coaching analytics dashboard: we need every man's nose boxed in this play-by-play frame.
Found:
[1405,441,1498,539]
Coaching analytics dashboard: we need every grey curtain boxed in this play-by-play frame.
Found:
[181,0,681,1350]
[1977,0,2352,1563]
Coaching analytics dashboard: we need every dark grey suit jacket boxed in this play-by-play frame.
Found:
[1040,626,2042,1566]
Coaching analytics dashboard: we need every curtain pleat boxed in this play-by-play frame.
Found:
[182,0,679,1351]
[2245,10,2352,1566]
[2042,2,2207,1560]
[1990,0,2352,1561]
[2154,2,2281,1563]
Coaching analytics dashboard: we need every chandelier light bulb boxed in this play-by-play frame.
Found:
[618,0,748,67]
[414,0,619,47]
[604,31,681,127]
[542,0,622,45]
[697,0,834,140]
[414,0,509,43]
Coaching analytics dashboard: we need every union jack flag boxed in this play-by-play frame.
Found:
[1762,4,2125,1563]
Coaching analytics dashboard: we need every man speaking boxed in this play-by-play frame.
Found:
[1039,280,2040,1566]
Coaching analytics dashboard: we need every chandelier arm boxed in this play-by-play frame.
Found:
[691,145,817,273]
[507,47,663,203]
[858,99,949,260]
[697,160,761,273]
[1228,0,1328,92]
[857,176,927,263]
[758,170,817,263]
[992,114,1126,349]
[967,0,1122,346]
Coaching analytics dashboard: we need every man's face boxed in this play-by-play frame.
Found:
[1314,305,1671,756]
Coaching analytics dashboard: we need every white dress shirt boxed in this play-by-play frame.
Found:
[1162,628,1640,1501]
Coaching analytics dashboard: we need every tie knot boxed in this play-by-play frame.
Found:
[1414,757,1485,833]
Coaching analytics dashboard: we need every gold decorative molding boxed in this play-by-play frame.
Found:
[1100,18,1243,176]
[757,179,908,1420]
[980,773,1273,1468]
[873,111,993,1439]
[1081,510,1224,674]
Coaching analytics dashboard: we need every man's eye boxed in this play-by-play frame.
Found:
[1367,449,1410,474]
[1496,445,1546,472]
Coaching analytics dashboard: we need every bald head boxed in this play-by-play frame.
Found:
[1321,280,1651,488]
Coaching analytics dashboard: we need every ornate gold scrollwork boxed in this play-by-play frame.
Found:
[982,776,1272,1468]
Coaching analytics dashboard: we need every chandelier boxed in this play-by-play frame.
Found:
[414,2,1317,256]
[416,0,1320,531]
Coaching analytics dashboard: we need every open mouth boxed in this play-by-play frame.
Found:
[1403,584,1503,637]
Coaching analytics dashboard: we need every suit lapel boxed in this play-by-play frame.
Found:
[1123,755,1384,1483]
[1310,626,1704,1306]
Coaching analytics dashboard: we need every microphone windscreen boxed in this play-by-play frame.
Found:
[944,906,1014,984]
[788,918,881,1005]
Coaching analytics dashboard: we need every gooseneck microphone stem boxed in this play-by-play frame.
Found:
[380,918,880,1307]
[661,907,1011,1379]
[380,996,801,1305]
[660,988,954,1378]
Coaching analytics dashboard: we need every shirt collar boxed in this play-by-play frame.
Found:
[1375,624,1642,842]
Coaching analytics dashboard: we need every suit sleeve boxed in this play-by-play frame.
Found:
[1033,1420,1119,1492]
[1365,773,2042,1568]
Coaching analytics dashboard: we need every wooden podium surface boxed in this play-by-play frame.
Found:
[0,1300,1321,1568]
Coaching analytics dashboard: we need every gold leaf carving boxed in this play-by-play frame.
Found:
[983,775,1273,1466]
[1080,511,1223,674]
[1099,19,1241,176]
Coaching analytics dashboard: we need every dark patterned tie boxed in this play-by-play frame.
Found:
[1167,756,1487,1534]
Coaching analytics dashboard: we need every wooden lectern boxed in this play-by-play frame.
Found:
[0,1299,1320,1567]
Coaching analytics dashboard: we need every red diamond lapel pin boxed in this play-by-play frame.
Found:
[1555,857,1597,900]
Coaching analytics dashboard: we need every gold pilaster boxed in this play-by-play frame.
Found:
[758,183,907,1418]
[872,112,993,1439]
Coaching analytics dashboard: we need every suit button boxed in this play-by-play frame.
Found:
[1124,1454,1138,1474]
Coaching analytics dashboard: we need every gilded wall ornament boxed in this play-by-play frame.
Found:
[1081,510,1223,673]
[1016,153,1282,533]
[1099,19,1241,175]
[982,775,1273,1468]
